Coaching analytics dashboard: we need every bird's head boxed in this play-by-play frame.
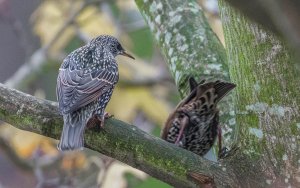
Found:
[90,35,135,59]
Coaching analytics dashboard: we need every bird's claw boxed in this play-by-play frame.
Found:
[218,147,229,159]
[218,145,239,160]
[104,112,114,119]
[99,112,114,128]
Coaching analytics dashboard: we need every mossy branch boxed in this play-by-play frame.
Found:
[219,0,300,186]
[135,0,236,149]
[0,83,239,187]
[135,0,229,96]
[223,0,300,59]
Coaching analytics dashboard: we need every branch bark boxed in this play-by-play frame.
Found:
[224,0,300,60]
[0,83,238,187]
[135,0,229,96]
[135,0,236,151]
[219,1,300,187]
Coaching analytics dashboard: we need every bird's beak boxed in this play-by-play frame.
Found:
[120,51,135,60]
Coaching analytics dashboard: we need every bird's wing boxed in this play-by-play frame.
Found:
[56,62,118,114]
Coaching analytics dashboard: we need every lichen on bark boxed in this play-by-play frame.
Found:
[219,0,300,186]
[135,0,236,150]
[135,0,228,96]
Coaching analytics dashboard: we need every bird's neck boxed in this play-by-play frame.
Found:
[85,46,117,70]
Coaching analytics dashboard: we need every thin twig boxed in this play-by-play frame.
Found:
[5,0,103,88]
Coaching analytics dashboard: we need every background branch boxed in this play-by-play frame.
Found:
[0,83,239,187]
[4,0,103,88]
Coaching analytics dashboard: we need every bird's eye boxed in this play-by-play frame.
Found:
[117,44,123,51]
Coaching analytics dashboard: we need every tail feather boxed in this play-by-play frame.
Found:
[214,81,236,103]
[188,76,205,92]
[58,113,86,151]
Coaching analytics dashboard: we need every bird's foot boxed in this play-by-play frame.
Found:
[86,113,113,130]
[218,147,229,159]
[104,112,114,119]
[218,144,239,160]
[174,115,189,145]
[86,115,100,129]
[99,112,114,128]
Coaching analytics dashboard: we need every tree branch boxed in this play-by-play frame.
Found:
[218,0,300,186]
[135,0,236,151]
[0,83,238,187]
[224,0,300,60]
[135,0,229,96]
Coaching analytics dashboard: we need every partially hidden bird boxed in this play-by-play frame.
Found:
[161,76,235,156]
[56,35,135,151]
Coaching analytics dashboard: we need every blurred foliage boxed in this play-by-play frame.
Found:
[32,0,116,55]
[1,0,175,187]
[125,173,171,188]
[107,86,170,126]
[128,28,154,60]
[0,124,58,159]
[0,0,224,187]
[198,0,225,45]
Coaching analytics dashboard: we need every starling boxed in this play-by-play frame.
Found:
[56,35,135,151]
[161,77,235,156]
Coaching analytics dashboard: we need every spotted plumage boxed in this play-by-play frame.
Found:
[161,77,235,156]
[57,35,134,151]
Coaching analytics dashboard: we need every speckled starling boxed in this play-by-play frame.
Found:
[57,35,134,151]
[161,77,235,156]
